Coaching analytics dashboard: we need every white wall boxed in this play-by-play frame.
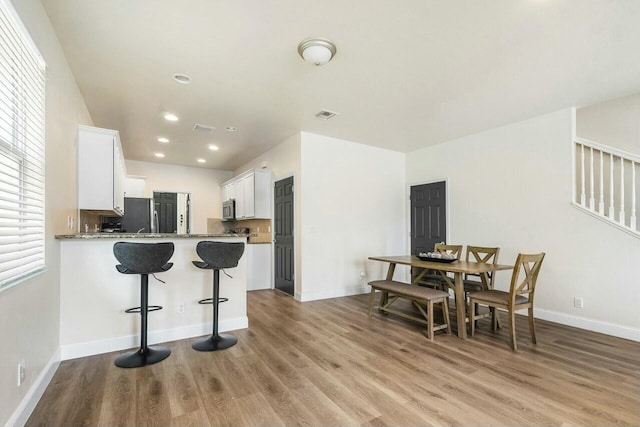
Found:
[577,93,640,154]
[407,109,640,340]
[299,133,406,301]
[125,160,232,234]
[234,133,303,295]
[0,1,93,425]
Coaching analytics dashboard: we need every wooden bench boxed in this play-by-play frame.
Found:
[368,280,451,340]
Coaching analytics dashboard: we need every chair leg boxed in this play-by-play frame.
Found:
[469,298,476,336]
[193,269,237,352]
[426,300,434,341]
[368,287,376,316]
[509,310,517,351]
[528,306,537,344]
[441,298,451,335]
[491,307,498,331]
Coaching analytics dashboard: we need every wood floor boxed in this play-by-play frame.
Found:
[27,290,639,426]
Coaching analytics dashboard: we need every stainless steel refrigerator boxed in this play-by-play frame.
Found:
[121,197,155,233]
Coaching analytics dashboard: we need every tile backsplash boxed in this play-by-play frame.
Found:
[207,217,272,243]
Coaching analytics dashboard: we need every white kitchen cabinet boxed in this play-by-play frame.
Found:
[123,175,146,198]
[222,169,271,220]
[246,244,272,291]
[221,182,235,202]
[77,125,127,216]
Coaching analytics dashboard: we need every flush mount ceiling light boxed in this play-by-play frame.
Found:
[173,73,192,84]
[157,137,170,143]
[163,113,179,122]
[297,37,337,65]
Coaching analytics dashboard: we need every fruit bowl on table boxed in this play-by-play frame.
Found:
[416,253,457,263]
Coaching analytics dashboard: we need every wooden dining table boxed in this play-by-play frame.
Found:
[368,255,513,338]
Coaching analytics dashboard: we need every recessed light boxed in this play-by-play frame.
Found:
[225,126,237,132]
[163,113,179,122]
[157,137,170,143]
[197,158,206,163]
[154,153,165,158]
[208,144,219,151]
[173,73,192,84]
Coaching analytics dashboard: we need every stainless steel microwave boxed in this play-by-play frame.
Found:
[222,199,235,221]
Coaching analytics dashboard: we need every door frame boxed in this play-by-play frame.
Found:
[272,173,297,298]
[406,177,451,281]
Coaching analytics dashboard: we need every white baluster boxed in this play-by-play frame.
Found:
[631,161,637,231]
[609,154,615,219]
[589,147,595,210]
[599,150,604,214]
[619,159,625,226]
[580,144,586,206]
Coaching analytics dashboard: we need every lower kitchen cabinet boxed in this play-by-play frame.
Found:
[246,243,272,291]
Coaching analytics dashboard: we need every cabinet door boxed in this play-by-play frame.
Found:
[234,179,245,219]
[112,137,125,215]
[242,173,255,218]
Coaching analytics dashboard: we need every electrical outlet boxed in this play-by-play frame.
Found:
[177,303,185,314]
[17,361,25,387]
[574,297,584,308]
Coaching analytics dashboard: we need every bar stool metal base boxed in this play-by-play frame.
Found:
[114,345,171,368]
[192,334,237,352]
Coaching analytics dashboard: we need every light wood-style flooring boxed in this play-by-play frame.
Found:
[27,290,639,426]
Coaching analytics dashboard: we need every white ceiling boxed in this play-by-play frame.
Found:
[41,0,640,171]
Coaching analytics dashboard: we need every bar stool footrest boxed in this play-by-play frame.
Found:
[125,305,163,314]
[197,297,229,305]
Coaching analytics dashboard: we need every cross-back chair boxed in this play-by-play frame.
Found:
[463,245,500,327]
[468,252,545,351]
[416,243,463,290]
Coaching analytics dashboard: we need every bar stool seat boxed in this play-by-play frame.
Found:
[113,241,174,368]
[192,241,245,351]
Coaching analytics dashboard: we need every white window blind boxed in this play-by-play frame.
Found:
[0,0,46,290]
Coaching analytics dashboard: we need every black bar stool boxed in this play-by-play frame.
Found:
[113,241,174,368]
[192,241,245,351]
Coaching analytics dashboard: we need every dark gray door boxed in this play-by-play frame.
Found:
[274,177,294,296]
[410,181,446,255]
[153,192,177,233]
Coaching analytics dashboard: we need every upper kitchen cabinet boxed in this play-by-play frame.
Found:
[223,169,271,220]
[77,125,127,216]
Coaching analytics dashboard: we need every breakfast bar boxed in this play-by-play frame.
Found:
[55,233,248,360]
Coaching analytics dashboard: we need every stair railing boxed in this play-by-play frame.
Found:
[572,137,639,238]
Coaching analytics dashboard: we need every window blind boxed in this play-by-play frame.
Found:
[0,0,46,290]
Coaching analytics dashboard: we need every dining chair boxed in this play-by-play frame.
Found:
[417,243,463,290]
[463,245,500,328]
[468,252,545,351]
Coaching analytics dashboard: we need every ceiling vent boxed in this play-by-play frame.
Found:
[192,123,216,133]
[315,110,338,120]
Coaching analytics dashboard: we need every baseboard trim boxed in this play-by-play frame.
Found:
[299,285,369,302]
[6,348,61,427]
[60,316,248,361]
[534,308,639,342]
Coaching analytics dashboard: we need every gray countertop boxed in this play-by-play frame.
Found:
[55,233,250,240]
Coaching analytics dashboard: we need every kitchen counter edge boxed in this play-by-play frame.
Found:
[55,233,250,240]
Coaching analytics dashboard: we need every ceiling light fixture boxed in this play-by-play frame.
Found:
[154,153,165,158]
[163,113,179,122]
[173,73,192,84]
[208,144,219,151]
[197,158,206,163]
[225,126,237,132]
[297,37,337,66]
[157,137,170,143]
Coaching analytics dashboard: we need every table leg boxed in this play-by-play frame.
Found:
[381,263,396,306]
[454,272,467,338]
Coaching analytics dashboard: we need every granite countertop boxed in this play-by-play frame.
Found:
[55,233,250,240]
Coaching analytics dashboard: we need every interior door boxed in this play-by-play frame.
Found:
[274,177,294,296]
[410,181,447,255]
[153,192,177,233]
